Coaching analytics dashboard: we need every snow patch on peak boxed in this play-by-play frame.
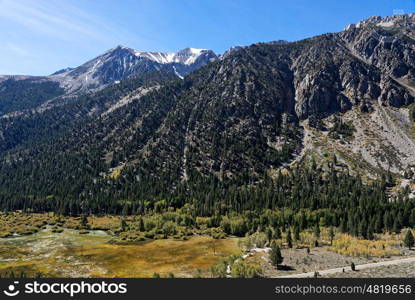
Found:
[173,66,184,79]
[131,47,213,65]
[188,48,207,54]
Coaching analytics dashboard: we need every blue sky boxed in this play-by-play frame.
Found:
[1,0,415,75]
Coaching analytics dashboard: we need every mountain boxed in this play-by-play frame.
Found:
[0,13,415,212]
[0,46,218,118]
[49,46,218,93]
[50,67,74,76]
[220,46,245,59]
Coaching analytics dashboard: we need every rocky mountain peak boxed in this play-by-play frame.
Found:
[49,45,218,93]
[345,12,415,31]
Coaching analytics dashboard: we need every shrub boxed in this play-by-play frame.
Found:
[210,260,228,278]
[144,219,157,231]
[162,221,177,236]
[220,218,231,235]
[328,234,400,257]
[144,231,155,239]
[229,218,248,237]
[239,232,267,250]
[231,261,263,278]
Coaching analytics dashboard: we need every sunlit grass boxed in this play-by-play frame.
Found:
[72,235,241,278]
[0,223,241,278]
[327,234,401,258]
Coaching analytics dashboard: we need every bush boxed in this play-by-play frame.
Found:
[239,232,267,250]
[211,254,241,278]
[210,260,228,278]
[231,261,263,278]
[144,219,157,231]
[144,231,155,239]
[162,221,177,236]
[328,234,400,257]
[51,227,63,233]
[229,218,248,237]
[220,218,231,234]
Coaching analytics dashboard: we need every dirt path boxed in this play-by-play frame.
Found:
[277,256,415,278]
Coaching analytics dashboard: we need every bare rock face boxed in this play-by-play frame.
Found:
[341,14,415,80]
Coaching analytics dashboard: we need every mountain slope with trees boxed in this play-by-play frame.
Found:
[0,14,414,239]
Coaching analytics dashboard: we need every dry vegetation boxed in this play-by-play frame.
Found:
[0,212,241,278]
[0,212,414,278]
[327,234,402,258]
[239,228,414,278]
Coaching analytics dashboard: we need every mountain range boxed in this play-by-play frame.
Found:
[49,46,218,92]
[0,13,415,212]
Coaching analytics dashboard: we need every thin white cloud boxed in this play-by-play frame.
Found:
[0,0,130,43]
[0,0,160,75]
[4,42,32,57]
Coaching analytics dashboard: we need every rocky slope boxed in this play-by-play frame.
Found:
[1,13,415,204]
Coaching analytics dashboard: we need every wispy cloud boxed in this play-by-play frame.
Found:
[0,0,129,43]
[4,41,32,57]
[0,0,149,75]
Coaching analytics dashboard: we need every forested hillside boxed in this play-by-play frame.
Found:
[0,14,415,240]
[0,78,64,116]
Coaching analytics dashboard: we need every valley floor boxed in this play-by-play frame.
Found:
[0,227,240,278]
[0,211,413,278]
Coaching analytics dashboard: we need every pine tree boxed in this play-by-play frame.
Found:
[80,214,88,229]
[340,218,347,233]
[409,210,415,228]
[328,227,335,245]
[274,227,282,239]
[359,219,368,239]
[384,212,393,232]
[404,230,415,249]
[286,229,293,248]
[266,227,273,243]
[138,216,145,232]
[393,218,401,234]
[120,217,128,232]
[270,242,283,268]
[374,214,382,233]
[294,226,300,241]
[367,222,375,240]
[313,223,320,239]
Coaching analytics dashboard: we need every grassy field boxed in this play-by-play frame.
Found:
[0,226,240,278]
[76,236,240,277]
[0,211,413,278]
